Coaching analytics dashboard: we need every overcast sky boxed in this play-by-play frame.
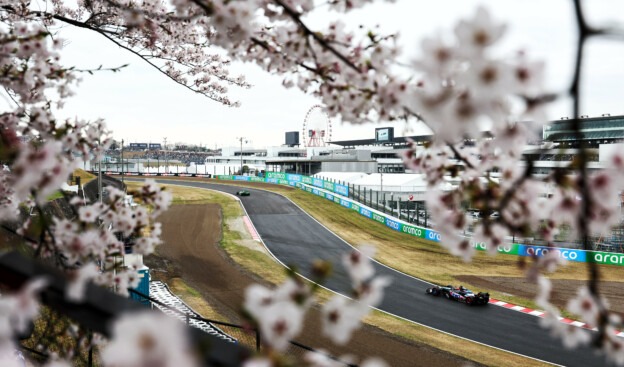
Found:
[52,0,624,149]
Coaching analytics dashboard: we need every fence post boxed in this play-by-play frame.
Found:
[383,192,386,214]
[375,190,378,210]
[369,189,372,207]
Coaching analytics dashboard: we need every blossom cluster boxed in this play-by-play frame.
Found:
[243,245,390,366]
[1,0,623,365]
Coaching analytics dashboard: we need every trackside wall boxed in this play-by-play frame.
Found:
[214,173,624,267]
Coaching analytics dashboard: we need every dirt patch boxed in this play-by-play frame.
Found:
[457,275,624,317]
[146,204,482,367]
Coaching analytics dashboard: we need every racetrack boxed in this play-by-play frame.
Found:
[147,179,609,367]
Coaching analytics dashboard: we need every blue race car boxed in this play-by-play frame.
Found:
[426,285,490,306]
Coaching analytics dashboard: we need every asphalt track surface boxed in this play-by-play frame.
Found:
[149,179,608,367]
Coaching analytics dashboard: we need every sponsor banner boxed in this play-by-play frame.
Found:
[401,224,426,238]
[233,175,250,181]
[472,241,521,255]
[250,177,265,182]
[588,251,624,266]
[385,218,401,231]
[359,207,372,219]
[518,245,586,262]
[287,174,302,183]
[372,212,385,224]
[266,172,287,180]
[334,183,349,196]
[143,173,156,176]
[216,176,624,267]
[425,230,441,242]
[196,174,211,178]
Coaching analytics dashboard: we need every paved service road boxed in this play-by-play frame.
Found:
[148,179,608,367]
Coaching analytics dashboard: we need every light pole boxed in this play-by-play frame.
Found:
[97,144,102,203]
[236,137,247,175]
[121,138,124,184]
[163,137,168,174]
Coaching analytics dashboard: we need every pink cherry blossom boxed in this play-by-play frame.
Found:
[101,312,199,367]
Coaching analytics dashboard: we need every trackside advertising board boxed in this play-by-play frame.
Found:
[295,183,623,267]
[215,173,622,267]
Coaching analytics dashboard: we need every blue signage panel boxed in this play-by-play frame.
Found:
[425,230,441,242]
[335,184,349,196]
[517,245,586,262]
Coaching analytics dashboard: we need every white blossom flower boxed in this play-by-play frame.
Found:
[242,357,273,367]
[358,276,392,307]
[361,357,390,367]
[66,263,99,302]
[256,301,304,351]
[454,6,506,56]
[101,312,198,367]
[567,286,607,327]
[304,349,342,367]
[321,295,367,345]
[342,245,376,285]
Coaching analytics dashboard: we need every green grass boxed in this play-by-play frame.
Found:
[151,178,551,367]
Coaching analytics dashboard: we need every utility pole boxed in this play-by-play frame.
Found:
[121,138,124,185]
[236,137,247,175]
[163,137,168,174]
[98,145,102,203]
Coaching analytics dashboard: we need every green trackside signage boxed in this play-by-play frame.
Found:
[399,223,426,238]
[589,251,624,266]
[215,174,624,267]
[472,241,521,255]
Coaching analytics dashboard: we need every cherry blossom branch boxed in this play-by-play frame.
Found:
[447,142,475,170]
[273,0,362,73]
[570,0,609,347]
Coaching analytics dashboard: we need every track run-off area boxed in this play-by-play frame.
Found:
[142,178,610,367]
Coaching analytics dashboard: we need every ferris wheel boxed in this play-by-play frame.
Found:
[302,105,332,147]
